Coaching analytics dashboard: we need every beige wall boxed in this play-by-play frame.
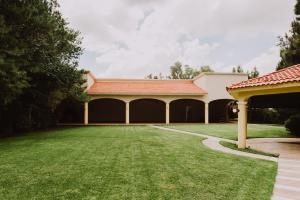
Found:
[89,95,205,103]
[193,73,248,103]
[84,72,95,90]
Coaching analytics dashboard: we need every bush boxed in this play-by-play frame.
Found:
[285,114,300,135]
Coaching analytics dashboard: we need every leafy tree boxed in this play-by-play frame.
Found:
[170,61,184,79]
[277,0,300,70]
[232,67,236,73]
[248,67,259,79]
[200,65,214,72]
[236,65,244,73]
[182,65,200,79]
[0,0,85,134]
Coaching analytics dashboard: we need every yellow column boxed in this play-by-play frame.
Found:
[205,102,209,124]
[237,100,248,148]
[84,102,88,125]
[166,102,170,124]
[126,101,130,124]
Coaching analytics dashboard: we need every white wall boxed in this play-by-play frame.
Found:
[83,72,95,90]
[193,73,248,102]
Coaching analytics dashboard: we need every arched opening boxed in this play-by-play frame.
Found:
[89,98,126,123]
[170,99,204,123]
[130,99,165,123]
[209,99,236,123]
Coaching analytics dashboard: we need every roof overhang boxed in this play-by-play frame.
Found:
[227,81,300,100]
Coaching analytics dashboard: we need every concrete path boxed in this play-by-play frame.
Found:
[152,126,300,199]
[248,138,300,200]
[151,126,277,162]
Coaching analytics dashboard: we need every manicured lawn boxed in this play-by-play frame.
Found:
[0,126,276,199]
[165,123,291,140]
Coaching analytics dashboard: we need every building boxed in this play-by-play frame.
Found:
[81,72,248,124]
[227,64,300,148]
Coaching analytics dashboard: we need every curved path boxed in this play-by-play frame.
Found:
[151,126,300,200]
[248,138,300,200]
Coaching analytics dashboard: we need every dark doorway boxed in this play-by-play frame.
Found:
[89,98,126,123]
[209,99,236,123]
[170,99,204,123]
[130,99,165,123]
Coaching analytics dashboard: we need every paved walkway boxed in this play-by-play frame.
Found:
[248,138,300,200]
[151,126,300,199]
[152,126,277,162]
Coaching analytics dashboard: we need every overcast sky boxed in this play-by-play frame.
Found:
[58,0,295,78]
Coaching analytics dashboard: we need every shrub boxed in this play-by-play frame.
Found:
[285,114,300,135]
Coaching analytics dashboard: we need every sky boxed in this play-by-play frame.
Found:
[58,0,296,78]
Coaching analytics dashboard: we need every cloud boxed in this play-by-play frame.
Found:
[242,46,281,75]
[58,0,295,78]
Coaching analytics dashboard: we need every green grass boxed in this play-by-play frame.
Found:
[0,126,277,199]
[165,123,291,140]
[219,141,279,157]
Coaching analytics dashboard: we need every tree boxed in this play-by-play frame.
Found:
[277,0,300,70]
[170,61,184,79]
[200,65,214,72]
[0,0,85,134]
[236,65,244,73]
[232,67,236,73]
[182,65,199,79]
[248,67,259,79]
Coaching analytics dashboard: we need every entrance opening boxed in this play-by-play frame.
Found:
[89,98,126,123]
[130,99,165,123]
[209,99,236,123]
[170,99,204,123]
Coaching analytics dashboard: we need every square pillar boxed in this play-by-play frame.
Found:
[205,102,209,124]
[166,102,170,124]
[126,101,130,124]
[237,101,248,148]
[84,102,88,125]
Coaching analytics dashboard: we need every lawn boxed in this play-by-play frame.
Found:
[165,123,290,140]
[0,126,276,199]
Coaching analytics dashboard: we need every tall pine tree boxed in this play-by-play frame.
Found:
[277,0,300,70]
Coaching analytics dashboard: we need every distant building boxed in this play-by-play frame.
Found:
[80,72,248,124]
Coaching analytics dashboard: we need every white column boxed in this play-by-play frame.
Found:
[166,102,170,124]
[84,102,88,125]
[237,100,248,149]
[205,102,209,124]
[126,101,130,124]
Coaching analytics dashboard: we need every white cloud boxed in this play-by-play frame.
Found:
[58,0,295,78]
[243,46,281,75]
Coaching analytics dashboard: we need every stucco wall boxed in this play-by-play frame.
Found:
[193,73,248,102]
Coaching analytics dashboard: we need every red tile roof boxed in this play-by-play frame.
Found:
[87,79,206,95]
[227,64,300,89]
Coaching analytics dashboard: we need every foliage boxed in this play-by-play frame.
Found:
[277,0,300,70]
[248,67,259,79]
[0,0,85,134]
[248,108,281,124]
[0,126,276,199]
[146,61,214,79]
[285,114,300,135]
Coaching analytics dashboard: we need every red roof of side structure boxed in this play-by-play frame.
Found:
[87,79,206,95]
[227,64,300,89]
